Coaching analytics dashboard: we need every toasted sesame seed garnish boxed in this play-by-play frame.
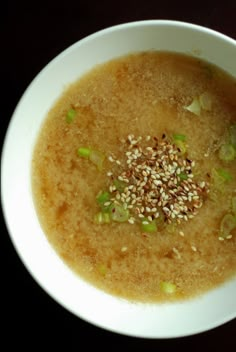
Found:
[191,245,197,252]
[128,218,135,224]
[121,246,128,252]
[103,134,209,230]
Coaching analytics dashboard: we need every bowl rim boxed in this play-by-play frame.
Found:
[1,19,236,339]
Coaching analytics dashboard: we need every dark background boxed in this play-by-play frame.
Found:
[1,0,236,349]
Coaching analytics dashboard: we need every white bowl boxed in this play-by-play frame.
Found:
[1,20,236,338]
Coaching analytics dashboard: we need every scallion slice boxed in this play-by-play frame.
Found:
[184,97,201,116]
[173,134,186,142]
[113,179,126,193]
[94,212,110,224]
[216,168,233,182]
[109,204,129,222]
[141,219,157,233]
[96,191,111,205]
[178,172,188,181]
[219,144,235,161]
[89,150,105,170]
[66,108,76,123]
[77,147,91,158]
[96,191,112,212]
[160,281,176,294]
[174,140,186,155]
[220,214,236,238]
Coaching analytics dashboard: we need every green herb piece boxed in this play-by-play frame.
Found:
[199,92,212,111]
[173,134,186,142]
[96,191,111,205]
[89,150,105,170]
[109,204,129,223]
[184,97,201,116]
[77,147,91,158]
[216,168,233,182]
[96,191,112,212]
[141,219,157,233]
[160,281,176,294]
[97,264,107,276]
[94,212,110,224]
[66,108,76,123]
[220,214,236,238]
[174,140,186,155]
[178,172,188,181]
[113,179,126,193]
[219,144,235,161]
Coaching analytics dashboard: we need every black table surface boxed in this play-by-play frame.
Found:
[1,0,236,349]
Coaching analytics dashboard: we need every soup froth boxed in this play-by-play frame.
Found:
[32,51,236,302]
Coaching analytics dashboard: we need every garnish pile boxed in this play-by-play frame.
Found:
[92,134,209,232]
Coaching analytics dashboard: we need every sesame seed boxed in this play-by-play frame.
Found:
[179,231,185,237]
[121,246,128,252]
[104,134,208,227]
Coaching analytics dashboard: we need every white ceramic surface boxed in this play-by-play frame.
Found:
[1,20,236,338]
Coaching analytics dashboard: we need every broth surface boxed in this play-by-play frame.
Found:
[32,52,236,302]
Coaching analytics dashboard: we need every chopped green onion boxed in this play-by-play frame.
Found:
[97,264,107,276]
[184,97,201,116]
[109,204,129,222]
[184,93,212,117]
[77,147,91,158]
[229,125,236,149]
[232,197,236,214]
[160,281,176,294]
[141,219,157,233]
[216,168,232,182]
[218,144,235,161]
[96,191,112,212]
[173,134,186,142]
[199,92,212,111]
[94,212,110,224]
[113,179,126,193]
[78,148,105,170]
[96,191,110,205]
[178,172,188,181]
[66,108,76,123]
[174,140,186,155]
[89,150,105,170]
[220,214,236,238]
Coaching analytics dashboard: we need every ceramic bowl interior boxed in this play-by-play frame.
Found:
[2,20,236,338]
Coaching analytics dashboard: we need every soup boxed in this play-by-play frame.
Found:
[32,51,236,302]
